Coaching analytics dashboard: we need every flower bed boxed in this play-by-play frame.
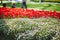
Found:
[0,18,60,40]
[0,7,60,19]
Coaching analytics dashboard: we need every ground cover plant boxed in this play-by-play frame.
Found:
[0,18,60,40]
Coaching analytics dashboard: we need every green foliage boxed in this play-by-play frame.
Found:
[30,0,39,2]
[0,18,60,40]
[43,0,60,2]
[31,0,60,2]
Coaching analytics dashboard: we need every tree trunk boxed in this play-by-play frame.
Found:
[39,0,41,3]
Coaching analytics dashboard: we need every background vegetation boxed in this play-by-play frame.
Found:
[31,0,60,2]
[0,2,60,11]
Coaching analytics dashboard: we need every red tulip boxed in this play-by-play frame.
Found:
[0,7,60,19]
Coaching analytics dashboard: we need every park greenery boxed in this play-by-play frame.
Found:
[0,0,60,40]
[0,2,60,11]
[0,18,60,40]
[31,0,60,2]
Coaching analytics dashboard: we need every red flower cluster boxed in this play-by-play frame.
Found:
[0,7,60,19]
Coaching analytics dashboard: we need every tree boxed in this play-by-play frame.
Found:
[1,0,3,4]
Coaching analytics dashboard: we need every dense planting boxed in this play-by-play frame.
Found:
[0,7,60,40]
[0,18,60,40]
[0,7,60,19]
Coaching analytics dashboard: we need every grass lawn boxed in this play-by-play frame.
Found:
[0,2,60,11]
[0,18,60,40]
